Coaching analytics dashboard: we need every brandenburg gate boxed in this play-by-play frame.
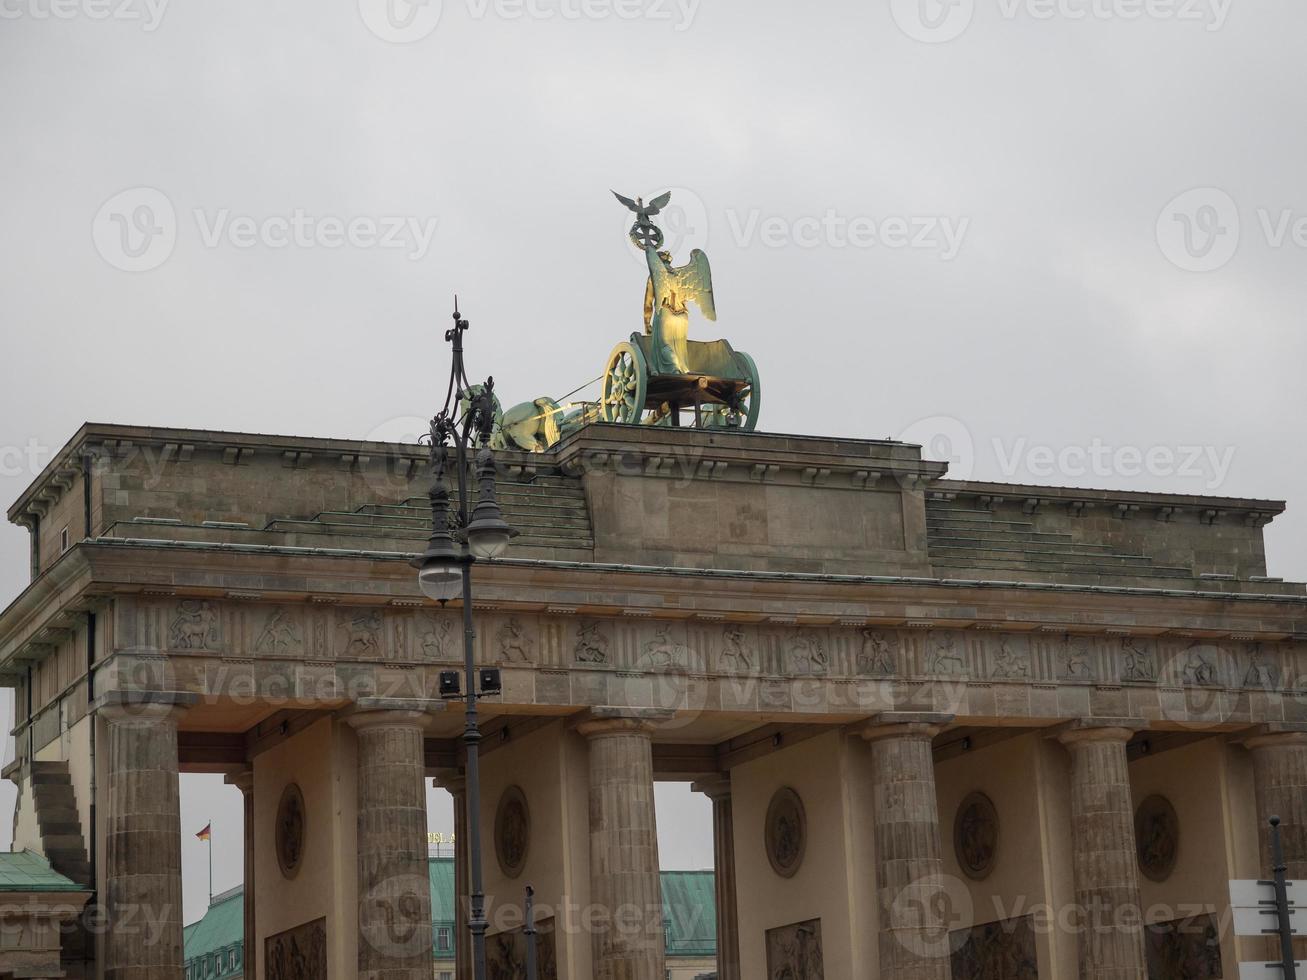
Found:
[0,194,1303,980]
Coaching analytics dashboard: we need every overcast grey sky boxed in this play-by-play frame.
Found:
[3,0,1305,925]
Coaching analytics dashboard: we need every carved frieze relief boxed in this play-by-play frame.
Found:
[107,597,1307,718]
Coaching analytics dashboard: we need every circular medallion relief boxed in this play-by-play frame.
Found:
[1134,794,1180,882]
[275,783,306,880]
[953,791,999,880]
[494,785,530,879]
[764,787,807,878]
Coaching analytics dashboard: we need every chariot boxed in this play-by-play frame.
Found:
[488,189,762,450]
[600,331,761,430]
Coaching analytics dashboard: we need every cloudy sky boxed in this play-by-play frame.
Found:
[2,0,1305,925]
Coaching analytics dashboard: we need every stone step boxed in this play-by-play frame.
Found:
[927,531,1122,553]
[928,538,1146,560]
[926,510,1038,529]
[29,765,72,785]
[32,785,75,806]
[930,550,1187,571]
[931,557,1194,578]
[37,820,81,836]
[42,833,86,853]
[927,521,1080,542]
[36,804,79,823]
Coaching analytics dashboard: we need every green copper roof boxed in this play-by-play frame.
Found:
[182,885,244,961]
[662,869,717,956]
[430,855,457,922]
[185,859,716,965]
[0,850,86,892]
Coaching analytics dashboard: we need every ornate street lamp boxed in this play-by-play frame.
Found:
[411,301,516,980]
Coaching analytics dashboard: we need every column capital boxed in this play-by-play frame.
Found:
[572,706,673,738]
[340,697,444,732]
[690,776,731,801]
[94,690,197,724]
[859,711,953,743]
[224,768,254,795]
[1048,717,1145,747]
[432,770,466,795]
[1239,723,1307,751]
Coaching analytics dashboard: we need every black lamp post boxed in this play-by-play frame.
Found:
[410,301,517,980]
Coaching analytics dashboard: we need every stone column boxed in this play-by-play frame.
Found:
[691,776,740,980]
[1057,723,1147,980]
[225,769,256,980]
[347,707,435,980]
[1243,725,1307,960]
[435,773,471,978]
[100,694,193,980]
[861,716,951,980]
[576,710,667,980]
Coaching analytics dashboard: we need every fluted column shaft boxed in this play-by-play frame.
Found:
[692,777,740,980]
[578,717,666,980]
[102,701,188,980]
[348,711,434,980]
[863,721,950,980]
[225,769,256,980]
[1245,729,1307,960]
[1059,726,1146,980]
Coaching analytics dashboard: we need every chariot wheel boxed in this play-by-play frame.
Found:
[702,352,762,431]
[601,340,648,424]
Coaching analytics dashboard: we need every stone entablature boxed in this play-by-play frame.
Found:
[6,422,1293,589]
[73,590,1307,732]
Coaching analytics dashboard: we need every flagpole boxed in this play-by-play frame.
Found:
[208,823,213,904]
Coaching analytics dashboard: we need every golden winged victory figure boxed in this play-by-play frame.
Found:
[611,190,716,375]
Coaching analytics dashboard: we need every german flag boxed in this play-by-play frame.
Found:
[195,823,211,842]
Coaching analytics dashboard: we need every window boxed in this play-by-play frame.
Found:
[437,926,451,951]
[59,526,69,553]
